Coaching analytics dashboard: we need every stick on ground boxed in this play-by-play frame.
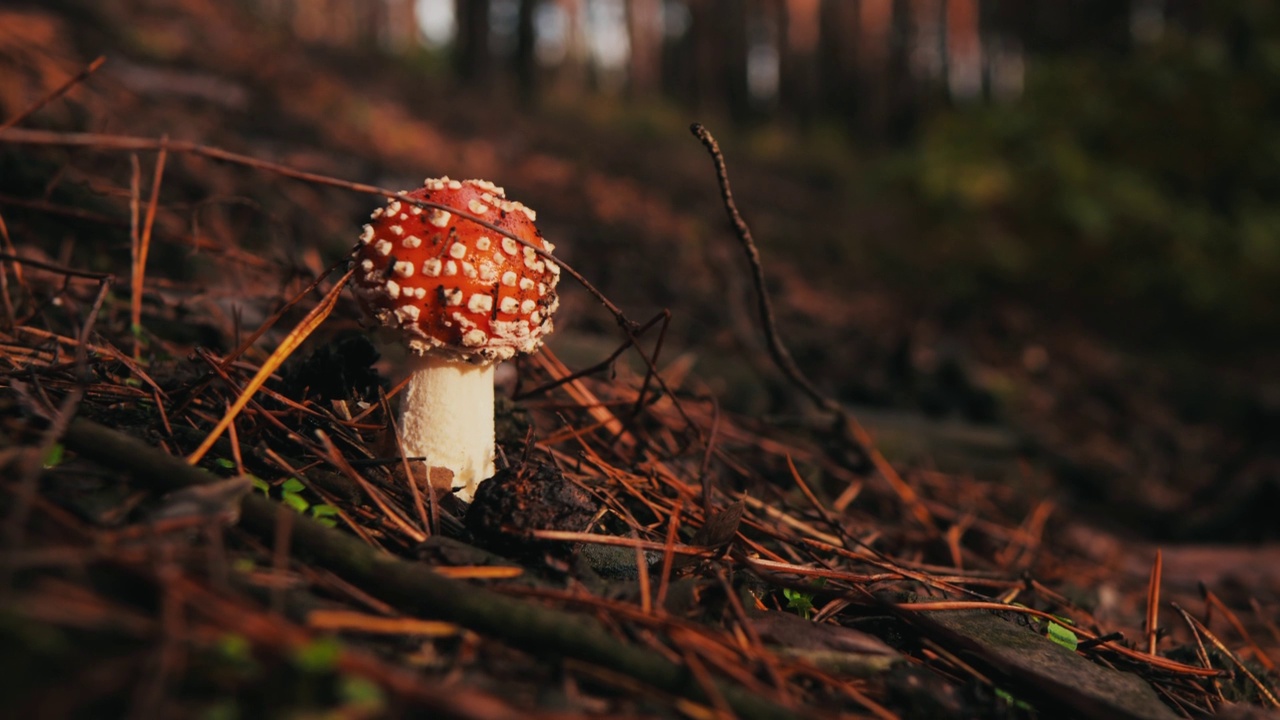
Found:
[61,416,798,720]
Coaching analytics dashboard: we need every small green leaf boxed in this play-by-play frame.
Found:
[213,458,236,470]
[281,477,305,494]
[231,558,256,573]
[281,492,310,513]
[208,632,260,682]
[250,476,270,494]
[783,588,816,619]
[339,675,385,710]
[216,634,253,662]
[310,504,340,527]
[42,443,65,469]
[292,637,342,673]
[995,687,1034,711]
[1047,620,1079,651]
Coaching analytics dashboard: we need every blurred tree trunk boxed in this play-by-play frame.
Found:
[342,0,365,46]
[514,0,538,103]
[885,0,918,143]
[909,0,945,80]
[852,0,918,144]
[945,0,982,99]
[291,0,323,42]
[687,0,748,118]
[356,0,383,48]
[455,0,492,81]
[381,0,420,52]
[627,0,663,97]
[856,0,893,73]
[551,0,588,97]
[688,0,719,112]
[818,0,860,129]
[324,0,357,46]
[778,0,820,128]
[663,1,697,106]
[719,0,750,119]
[986,0,1132,55]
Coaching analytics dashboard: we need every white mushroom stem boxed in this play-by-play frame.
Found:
[399,353,495,502]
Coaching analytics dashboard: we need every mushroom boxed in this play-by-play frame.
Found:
[351,177,560,501]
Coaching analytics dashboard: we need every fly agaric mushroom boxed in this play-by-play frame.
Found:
[351,177,560,501]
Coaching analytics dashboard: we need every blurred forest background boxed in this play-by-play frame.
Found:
[262,0,1280,343]
[8,5,1280,717]
[1,0,1277,539]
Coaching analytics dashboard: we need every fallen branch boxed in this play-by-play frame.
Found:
[61,416,798,720]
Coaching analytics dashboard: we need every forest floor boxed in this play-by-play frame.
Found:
[0,1,1277,718]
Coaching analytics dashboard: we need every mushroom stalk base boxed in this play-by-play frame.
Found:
[399,354,495,502]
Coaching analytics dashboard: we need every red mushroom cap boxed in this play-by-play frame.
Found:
[351,177,560,362]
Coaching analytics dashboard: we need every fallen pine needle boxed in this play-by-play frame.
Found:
[0,55,106,131]
[131,137,167,358]
[306,609,461,637]
[528,529,716,557]
[187,268,352,465]
[1146,549,1163,656]
[433,566,524,580]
